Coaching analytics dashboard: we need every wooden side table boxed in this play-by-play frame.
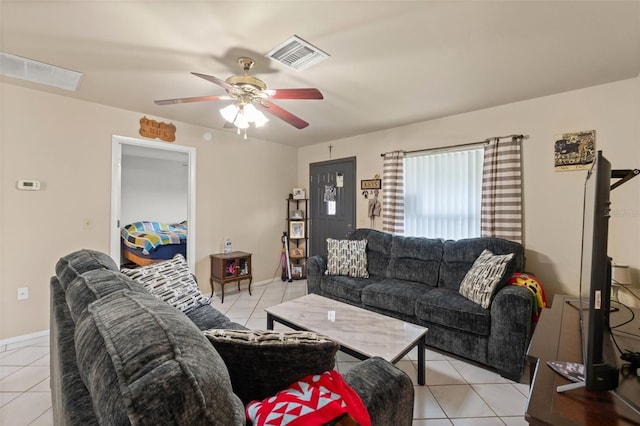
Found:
[209,251,252,303]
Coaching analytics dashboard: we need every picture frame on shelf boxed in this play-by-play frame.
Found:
[289,221,305,239]
[292,188,306,199]
[291,209,304,219]
[291,265,304,279]
[290,247,305,258]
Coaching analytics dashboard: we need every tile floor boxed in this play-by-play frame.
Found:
[1,279,531,425]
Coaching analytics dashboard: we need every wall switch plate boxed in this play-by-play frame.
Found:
[17,287,29,300]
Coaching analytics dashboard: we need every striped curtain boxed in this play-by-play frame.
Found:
[481,137,523,243]
[382,151,405,234]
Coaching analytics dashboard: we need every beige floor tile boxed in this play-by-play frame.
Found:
[412,384,447,419]
[430,384,495,418]
[29,407,54,426]
[0,346,49,366]
[413,419,452,426]
[451,417,505,425]
[425,361,466,386]
[501,416,529,425]
[0,366,21,380]
[472,384,527,417]
[0,391,52,426]
[0,366,50,392]
[449,359,510,384]
[0,392,21,408]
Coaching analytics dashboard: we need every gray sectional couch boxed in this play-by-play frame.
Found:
[50,249,414,425]
[307,229,534,381]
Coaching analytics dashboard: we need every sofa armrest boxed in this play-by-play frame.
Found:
[488,285,534,381]
[342,357,414,426]
[306,255,327,295]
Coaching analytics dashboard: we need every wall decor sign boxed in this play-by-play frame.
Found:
[361,179,382,190]
[554,130,595,171]
[139,116,176,142]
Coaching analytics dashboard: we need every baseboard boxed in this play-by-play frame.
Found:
[0,329,49,347]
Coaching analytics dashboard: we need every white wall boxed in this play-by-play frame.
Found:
[121,155,188,226]
[299,77,640,306]
[0,83,298,340]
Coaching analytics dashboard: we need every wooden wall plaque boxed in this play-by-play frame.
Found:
[139,117,176,142]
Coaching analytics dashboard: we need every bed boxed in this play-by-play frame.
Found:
[121,221,188,266]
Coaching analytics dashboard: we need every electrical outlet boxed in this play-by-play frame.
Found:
[17,287,29,300]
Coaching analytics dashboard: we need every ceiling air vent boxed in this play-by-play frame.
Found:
[265,35,329,72]
[0,52,83,91]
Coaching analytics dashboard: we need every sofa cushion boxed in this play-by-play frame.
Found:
[187,304,248,331]
[326,238,369,278]
[348,229,392,277]
[320,274,382,304]
[121,254,209,313]
[204,329,339,405]
[415,288,491,336]
[361,279,433,316]
[56,249,119,291]
[439,237,523,291]
[74,290,245,425]
[387,236,443,285]
[458,249,515,309]
[65,269,147,324]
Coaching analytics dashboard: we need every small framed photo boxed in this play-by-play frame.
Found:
[292,188,306,199]
[291,265,304,279]
[289,221,305,239]
[290,247,305,258]
[291,209,304,219]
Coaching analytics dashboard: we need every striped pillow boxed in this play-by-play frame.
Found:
[326,238,369,278]
[121,254,208,313]
[459,249,514,309]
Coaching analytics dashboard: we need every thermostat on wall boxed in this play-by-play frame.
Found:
[17,180,40,191]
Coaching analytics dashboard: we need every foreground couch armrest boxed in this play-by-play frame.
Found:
[306,255,327,295]
[488,285,534,381]
[342,357,414,426]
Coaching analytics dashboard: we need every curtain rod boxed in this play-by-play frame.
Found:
[380,134,526,157]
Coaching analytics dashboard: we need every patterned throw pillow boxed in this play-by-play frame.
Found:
[459,249,515,309]
[204,329,339,405]
[121,254,208,313]
[325,238,369,278]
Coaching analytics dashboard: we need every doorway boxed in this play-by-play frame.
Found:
[309,157,356,256]
[110,135,196,271]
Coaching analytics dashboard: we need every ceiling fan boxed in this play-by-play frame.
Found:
[154,57,323,133]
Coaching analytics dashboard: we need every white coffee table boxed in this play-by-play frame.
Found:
[265,293,428,385]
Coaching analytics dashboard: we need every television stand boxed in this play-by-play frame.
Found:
[525,294,640,425]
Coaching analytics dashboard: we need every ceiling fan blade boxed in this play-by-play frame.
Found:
[191,72,235,91]
[264,88,323,100]
[154,95,231,105]
[256,101,309,129]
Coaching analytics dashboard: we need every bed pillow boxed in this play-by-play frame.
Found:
[121,254,208,313]
[325,238,369,278]
[203,329,339,405]
[459,249,515,309]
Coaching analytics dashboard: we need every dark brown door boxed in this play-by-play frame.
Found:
[309,157,356,256]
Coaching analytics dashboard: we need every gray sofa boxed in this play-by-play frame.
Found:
[307,229,534,381]
[50,249,414,425]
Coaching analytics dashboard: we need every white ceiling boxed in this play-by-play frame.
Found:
[2,1,639,147]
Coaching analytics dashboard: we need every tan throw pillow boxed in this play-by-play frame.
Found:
[459,249,514,309]
[326,238,369,278]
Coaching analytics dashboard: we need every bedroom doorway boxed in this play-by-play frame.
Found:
[110,135,196,271]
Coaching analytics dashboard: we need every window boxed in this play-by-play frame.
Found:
[404,147,483,240]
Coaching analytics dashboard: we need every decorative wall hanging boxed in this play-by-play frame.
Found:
[292,188,306,199]
[554,130,595,171]
[139,117,176,142]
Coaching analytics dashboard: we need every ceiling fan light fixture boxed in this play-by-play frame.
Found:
[220,104,239,123]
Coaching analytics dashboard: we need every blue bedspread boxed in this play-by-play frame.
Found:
[121,221,188,255]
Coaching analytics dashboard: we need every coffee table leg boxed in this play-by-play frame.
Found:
[418,336,425,385]
[267,313,274,330]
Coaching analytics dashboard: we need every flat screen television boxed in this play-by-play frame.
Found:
[578,150,619,391]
